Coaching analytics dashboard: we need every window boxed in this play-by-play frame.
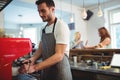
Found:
[23,27,37,44]
[109,7,120,48]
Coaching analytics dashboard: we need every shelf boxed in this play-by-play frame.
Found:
[70,49,120,53]
[0,0,12,12]
[69,49,120,62]
[80,55,112,58]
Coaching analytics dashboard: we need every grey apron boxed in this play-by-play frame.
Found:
[41,18,72,80]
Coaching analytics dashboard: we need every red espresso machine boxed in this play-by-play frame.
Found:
[0,38,32,80]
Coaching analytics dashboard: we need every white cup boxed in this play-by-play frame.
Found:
[73,56,77,63]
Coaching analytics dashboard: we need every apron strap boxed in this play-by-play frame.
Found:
[52,17,57,33]
[42,17,57,33]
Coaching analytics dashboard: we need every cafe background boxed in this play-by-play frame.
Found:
[0,0,120,49]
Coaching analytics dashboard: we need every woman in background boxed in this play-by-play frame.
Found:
[84,27,111,49]
[71,32,84,49]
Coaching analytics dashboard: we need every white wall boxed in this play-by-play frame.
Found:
[55,0,88,43]
[86,0,120,46]
[86,9,104,46]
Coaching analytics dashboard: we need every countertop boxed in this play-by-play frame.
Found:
[70,62,120,77]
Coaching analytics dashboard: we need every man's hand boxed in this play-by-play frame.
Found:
[24,64,36,73]
[18,65,26,74]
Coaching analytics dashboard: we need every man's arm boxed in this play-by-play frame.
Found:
[34,44,67,71]
[100,38,111,46]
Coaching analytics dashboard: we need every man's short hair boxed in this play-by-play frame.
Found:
[36,0,55,7]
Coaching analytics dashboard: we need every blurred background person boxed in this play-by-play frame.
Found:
[84,27,111,49]
[70,32,84,49]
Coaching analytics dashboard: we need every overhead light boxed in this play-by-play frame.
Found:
[70,14,74,22]
[70,0,74,22]
[82,8,87,19]
[98,5,103,17]
[97,0,103,17]
[81,0,87,19]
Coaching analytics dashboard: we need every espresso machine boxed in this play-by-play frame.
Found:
[0,38,32,80]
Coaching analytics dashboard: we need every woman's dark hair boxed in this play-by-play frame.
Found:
[35,0,55,7]
[98,27,111,42]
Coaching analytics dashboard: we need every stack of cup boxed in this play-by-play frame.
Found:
[73,56,77,67]
[73,56,77,63]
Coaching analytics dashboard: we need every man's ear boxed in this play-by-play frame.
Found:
[51,7,55,12]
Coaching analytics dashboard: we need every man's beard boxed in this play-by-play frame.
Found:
[42,12,52,22]
[43,16,51,22]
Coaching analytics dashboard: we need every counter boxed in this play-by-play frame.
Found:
[69,49,120,80]
[70,62,120,80]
